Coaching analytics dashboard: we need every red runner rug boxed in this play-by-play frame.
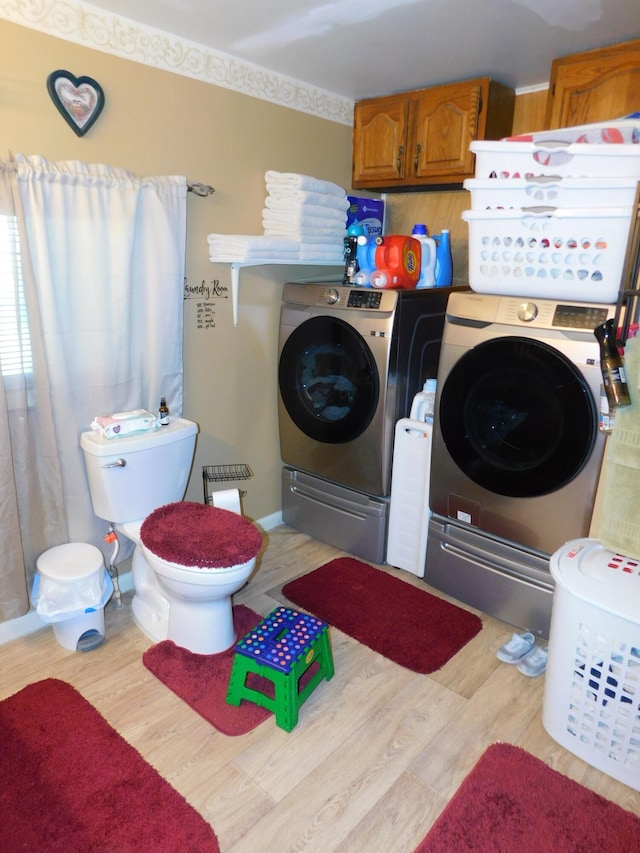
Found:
[415,743,640,852]
[0,679,219,852]
[282,557,482,673]
[143,604,271,736]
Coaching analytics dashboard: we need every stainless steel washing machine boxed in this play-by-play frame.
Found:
[278,281,458,561]
[425,291,616,636]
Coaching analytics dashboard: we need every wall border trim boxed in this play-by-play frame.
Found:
[0,0,354,126]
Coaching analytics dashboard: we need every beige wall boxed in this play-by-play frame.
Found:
[1,19,353,522]
[3,16,550,524]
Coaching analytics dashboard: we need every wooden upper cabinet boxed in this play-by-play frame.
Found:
[545,38,640,129]
[352,94,410,186]
[352,77,514,191]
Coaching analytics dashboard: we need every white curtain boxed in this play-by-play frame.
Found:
[0,153,187,622]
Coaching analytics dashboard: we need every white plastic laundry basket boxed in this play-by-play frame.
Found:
[462,206,633,303]
[470,140,640,180]
[543,537,640,791]
[463,176,639,211]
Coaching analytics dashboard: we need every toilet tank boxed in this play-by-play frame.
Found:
[80,418,198,523]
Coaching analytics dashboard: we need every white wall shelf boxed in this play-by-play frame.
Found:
[227,261,343,325]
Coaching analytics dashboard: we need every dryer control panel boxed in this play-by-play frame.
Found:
[446,291,615,333]
[551,304,609,330]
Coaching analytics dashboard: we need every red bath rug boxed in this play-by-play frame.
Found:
[415,742,640,852]
[143,604,272,736]
[0,679,219,851]
[282,557,482,673]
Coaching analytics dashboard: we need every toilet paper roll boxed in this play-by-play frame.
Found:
[209,488,241,514]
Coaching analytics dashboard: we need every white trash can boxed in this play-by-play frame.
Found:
[34,543,113,651]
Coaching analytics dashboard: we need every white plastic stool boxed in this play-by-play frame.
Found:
[35,543,111,651]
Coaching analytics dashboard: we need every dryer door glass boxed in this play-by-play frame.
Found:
[439,336,597,498]
[279,316,380,444]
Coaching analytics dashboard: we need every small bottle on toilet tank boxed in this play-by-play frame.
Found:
[158,397,170,425]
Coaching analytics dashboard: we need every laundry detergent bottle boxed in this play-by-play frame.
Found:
[370,236,420,289]
[410,378,437,424]
[353,234,378,286]
[411,224,437,288]
[433,229,453,288]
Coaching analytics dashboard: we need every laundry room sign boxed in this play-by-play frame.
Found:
[184,277,229,329]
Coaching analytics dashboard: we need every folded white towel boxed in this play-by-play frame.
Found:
[298,242,344,261]
[265,228,344,246]
[264,197,348,220]
[207,234,300,253]
[264,171,346,198]
[265,189,350,211]
[209,249,302,262]
[262,207,347,234]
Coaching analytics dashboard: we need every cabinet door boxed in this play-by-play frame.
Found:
[412,79,484,182]
[545,38,640,128]
[352,95,409,187]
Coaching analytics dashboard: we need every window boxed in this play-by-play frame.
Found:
[0,215,32,377]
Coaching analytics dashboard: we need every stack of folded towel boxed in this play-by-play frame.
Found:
[207,171,348,264]
[207,234,300,263]
[262,171,348,261]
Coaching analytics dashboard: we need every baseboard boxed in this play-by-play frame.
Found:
[0,509,285,645]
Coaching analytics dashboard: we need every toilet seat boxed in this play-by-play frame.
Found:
[140,501,263,569]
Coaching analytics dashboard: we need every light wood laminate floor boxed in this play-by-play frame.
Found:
[2,524,639,851]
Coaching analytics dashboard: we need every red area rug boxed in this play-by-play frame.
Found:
[143,604,271,736]
[415,743,640,852]
[0,679,218,852]
[282,557,482,673]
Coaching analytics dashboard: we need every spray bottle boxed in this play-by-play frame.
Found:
[343,224,364,285]
[432,229,453,288]
[594,319,631,410]
[411,224,437,288]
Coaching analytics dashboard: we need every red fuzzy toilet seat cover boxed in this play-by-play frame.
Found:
[140,501,263,568]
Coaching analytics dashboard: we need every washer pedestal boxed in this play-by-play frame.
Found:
[282,467,388,564]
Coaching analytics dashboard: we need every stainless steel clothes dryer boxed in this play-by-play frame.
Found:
[425,291,616,636]
[278,281,458,561]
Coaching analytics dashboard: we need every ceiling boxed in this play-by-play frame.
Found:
[76,0,640,101]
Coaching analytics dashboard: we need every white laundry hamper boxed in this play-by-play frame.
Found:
[543,537,640,791]
[34,543,113,651]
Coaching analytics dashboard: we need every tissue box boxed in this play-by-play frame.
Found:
[347,196,385,236]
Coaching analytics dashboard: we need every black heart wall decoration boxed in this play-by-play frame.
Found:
[47,70,105,137]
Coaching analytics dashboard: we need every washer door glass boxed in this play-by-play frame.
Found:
[279,315,380,444]
[439,336,597,498]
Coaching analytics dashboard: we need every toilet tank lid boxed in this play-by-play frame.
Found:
[81,417,198,457]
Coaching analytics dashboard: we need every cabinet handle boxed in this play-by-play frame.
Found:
[414,143,422,172]
[396,146,404,174]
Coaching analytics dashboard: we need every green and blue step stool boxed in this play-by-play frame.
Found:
[226,606,334,731]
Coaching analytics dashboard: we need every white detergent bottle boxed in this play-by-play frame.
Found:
[411,224,437,288]
[410,378,437,423]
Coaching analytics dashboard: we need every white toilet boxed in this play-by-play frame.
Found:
[80,418,263,654]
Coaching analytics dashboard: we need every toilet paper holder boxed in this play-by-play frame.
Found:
[202,463,253,505]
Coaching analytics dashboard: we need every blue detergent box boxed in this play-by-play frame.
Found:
[346,196,385,236]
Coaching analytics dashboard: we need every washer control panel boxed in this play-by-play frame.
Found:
[346,290,383,309]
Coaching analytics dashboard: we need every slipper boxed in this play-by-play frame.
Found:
[517,645,548,677]
[496,631,535,663]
